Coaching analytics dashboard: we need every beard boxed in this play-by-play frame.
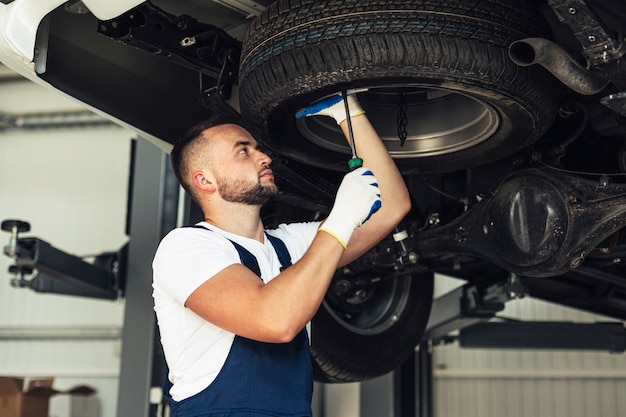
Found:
[216,173,278,205]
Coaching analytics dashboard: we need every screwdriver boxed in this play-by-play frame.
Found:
[342,90,363,170]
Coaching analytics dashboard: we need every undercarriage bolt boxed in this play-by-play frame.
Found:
[570,253,585,268]
[334,280,351,295]
[181,37,197,47]
[599,175,610,187]
[8,265,33,288]
[427,213,440,226]
[7,226,18,257]
[2,219,30,258]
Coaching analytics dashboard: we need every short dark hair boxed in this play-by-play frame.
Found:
[170,113,253,193]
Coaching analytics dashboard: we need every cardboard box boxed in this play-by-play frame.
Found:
[0,377,55,417]
[0,377,97,417]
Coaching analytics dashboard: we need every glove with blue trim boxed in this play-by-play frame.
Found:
[295,94,365,125]
[319,167,381,249]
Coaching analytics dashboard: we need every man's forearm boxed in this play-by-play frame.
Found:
[256,230,345,340]
[338,114,411,265]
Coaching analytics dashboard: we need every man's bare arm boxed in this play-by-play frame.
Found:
[185,230,343,343]
[338,114,411,266]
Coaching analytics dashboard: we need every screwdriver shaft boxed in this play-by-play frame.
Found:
[342,90,358,160]
[342,91,363,170]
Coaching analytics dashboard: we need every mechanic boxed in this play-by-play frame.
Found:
[152,94,411,417]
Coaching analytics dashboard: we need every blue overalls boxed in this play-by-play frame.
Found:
[163,230,313,417]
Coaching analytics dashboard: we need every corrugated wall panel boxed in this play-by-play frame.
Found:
[433,275,626,417]
[434,378,626,417]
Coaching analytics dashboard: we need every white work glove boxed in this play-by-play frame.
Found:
[319,167,381,249]
[295,94,365,125]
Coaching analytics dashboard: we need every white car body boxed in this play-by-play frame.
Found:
[0,0,141,73]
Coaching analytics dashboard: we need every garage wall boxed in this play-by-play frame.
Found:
[0,76,133,417]
[432,276,626,417]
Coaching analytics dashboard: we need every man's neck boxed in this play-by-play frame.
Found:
[203,202,265,241]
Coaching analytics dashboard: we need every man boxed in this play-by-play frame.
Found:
[152,95,411,416]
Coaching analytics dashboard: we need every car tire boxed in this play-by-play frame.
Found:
[312,270,434,383]
[239,0,559,173]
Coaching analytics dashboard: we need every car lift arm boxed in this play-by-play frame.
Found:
[424,273,626,353]
[2,219,125,300]
[460,321,626,352]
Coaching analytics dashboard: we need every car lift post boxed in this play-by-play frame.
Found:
[116,137,180,417]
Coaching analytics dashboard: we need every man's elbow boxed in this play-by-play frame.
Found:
[390,192,411,224]
[260,317,305,344]
[268,324,303,344]
[400,193,412,217]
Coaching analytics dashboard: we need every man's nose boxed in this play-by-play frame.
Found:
[258,151,272,166]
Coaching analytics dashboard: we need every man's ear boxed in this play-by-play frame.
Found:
[192,170,216,193]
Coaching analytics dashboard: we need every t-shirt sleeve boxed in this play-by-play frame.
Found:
[152,228,241,305]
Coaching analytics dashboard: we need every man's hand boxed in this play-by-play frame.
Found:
[319,167,381,249]
[297,93,410,267]
[295,94,365,124]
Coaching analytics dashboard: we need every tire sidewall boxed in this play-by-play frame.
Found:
[311,273,434,382]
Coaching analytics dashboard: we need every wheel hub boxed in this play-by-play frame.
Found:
[296,87,500,159]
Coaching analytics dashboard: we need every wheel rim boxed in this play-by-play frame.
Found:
[295,86,499,159]
[323,270,413,335]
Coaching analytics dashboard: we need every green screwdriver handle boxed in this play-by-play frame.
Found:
[348,156,363,170]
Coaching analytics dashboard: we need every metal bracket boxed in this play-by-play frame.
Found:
[96,2,241,99]
[549,0,625,65]
[425,275,526,343]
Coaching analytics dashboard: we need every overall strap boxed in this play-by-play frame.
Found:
[186,225,261,276]
[227,239,262,277]
[266,234,292,271]
[185,225,292,276]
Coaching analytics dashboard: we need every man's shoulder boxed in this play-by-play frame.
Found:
[156,223,234,255]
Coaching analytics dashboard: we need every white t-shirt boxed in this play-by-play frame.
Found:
[152,221,320,401]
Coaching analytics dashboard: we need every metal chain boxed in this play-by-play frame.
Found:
[397,87,408,147]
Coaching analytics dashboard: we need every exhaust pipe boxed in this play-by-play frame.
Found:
[509,37,609,95]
